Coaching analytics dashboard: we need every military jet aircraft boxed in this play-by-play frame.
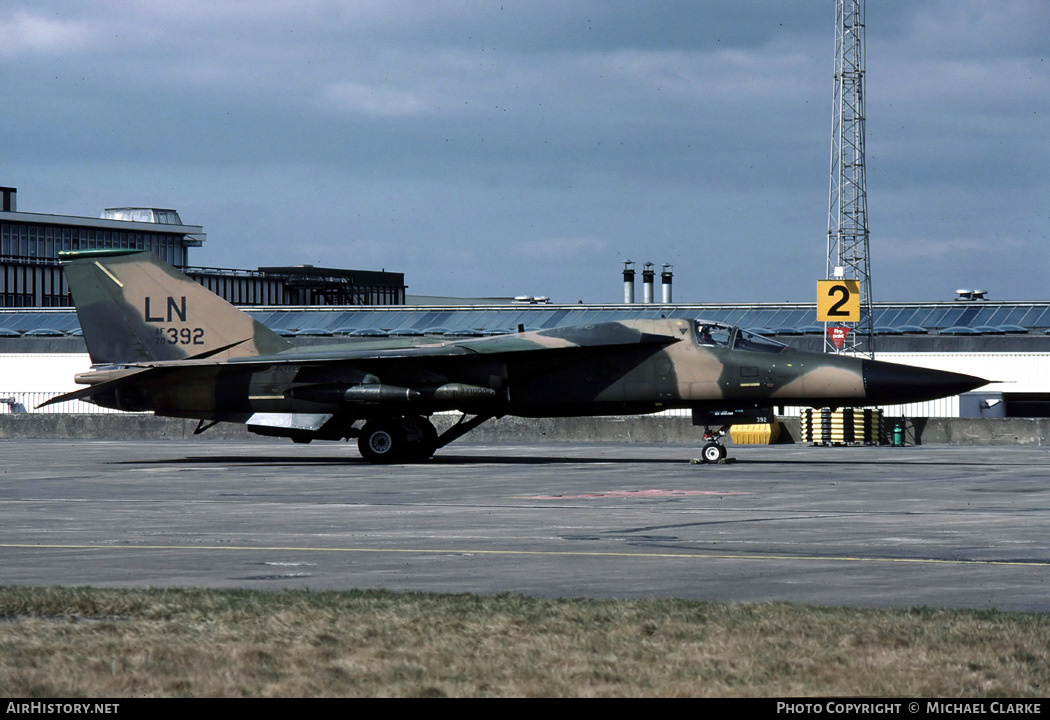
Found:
[44,249,988,463]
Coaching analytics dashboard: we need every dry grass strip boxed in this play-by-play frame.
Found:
[1,587,1047,697]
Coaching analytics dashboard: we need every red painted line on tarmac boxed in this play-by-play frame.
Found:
[517,489,754,500]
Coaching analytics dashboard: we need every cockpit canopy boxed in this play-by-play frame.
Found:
[694,319,787,354]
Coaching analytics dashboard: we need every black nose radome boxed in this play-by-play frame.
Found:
[862,359,989,405]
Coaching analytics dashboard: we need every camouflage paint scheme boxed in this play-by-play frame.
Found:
[46,249,987,462]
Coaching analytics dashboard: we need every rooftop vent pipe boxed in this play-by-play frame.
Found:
[661,264,673,303]
[623,261,636,304]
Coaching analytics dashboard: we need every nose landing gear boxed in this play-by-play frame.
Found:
[698,426,731,464]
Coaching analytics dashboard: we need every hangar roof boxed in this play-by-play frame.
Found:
[2,301,1050,340]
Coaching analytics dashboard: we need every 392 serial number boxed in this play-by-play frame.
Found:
[154,327,205,345]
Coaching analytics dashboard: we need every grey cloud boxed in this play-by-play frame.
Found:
[1,1,1046,304]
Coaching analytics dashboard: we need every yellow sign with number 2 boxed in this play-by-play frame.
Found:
[817,280,860,322]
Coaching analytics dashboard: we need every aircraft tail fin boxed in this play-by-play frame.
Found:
[61,249,292,364]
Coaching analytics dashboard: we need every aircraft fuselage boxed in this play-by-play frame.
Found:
[78,318,977,421]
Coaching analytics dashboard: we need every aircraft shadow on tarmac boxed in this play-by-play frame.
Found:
[108,453,1023,468]
[115,454,688,467]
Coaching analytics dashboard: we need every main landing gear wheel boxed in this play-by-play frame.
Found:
[701,442,727,464]
[357,416,438,463]
[358,420,405,463]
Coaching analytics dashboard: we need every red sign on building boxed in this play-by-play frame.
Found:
[827,326,852,349]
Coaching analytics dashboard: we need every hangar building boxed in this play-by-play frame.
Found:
[0,187,405,308]
[0,187,1045,421]
[0,297,1044,420]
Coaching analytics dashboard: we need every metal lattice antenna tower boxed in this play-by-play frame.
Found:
[826,0,874,356]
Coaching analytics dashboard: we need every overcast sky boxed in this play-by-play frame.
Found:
[2,1,1047,303]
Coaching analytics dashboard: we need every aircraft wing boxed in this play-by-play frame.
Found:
[122,323,681,367]
[40,325,681,408]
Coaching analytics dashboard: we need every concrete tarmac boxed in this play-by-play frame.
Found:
[2,439,1049,611]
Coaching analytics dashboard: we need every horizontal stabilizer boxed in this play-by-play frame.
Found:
[36,368,154,409]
